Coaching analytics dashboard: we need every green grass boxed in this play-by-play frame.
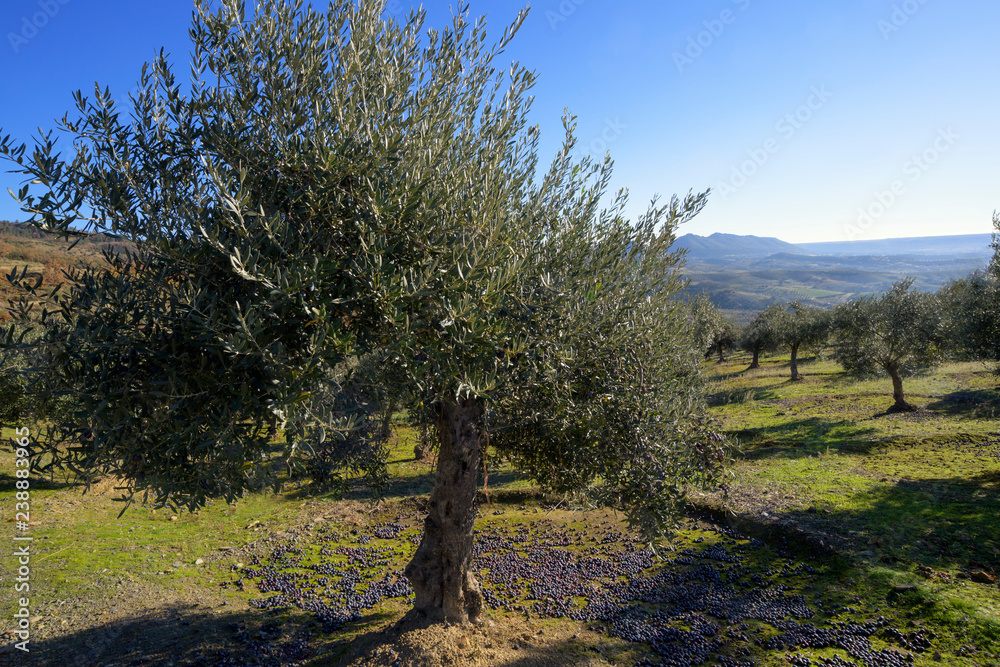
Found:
[698,351,1000,663]
[2,355,999,664]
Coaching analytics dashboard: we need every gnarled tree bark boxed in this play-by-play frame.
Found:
[789,342,801,381]
[885,362,914,412]
[404,397,484,624]
[748,346,761,370]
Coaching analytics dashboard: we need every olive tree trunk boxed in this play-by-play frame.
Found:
[404,398,484,624]
[748,347,761,370]
[380,397,396,441]
[789,342,801,381]
[884,362,914,412]
[716,342,725,362]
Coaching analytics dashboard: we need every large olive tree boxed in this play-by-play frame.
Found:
[831,279,944,412]
[0,0,723,624]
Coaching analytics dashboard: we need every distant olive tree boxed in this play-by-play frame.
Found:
[689,293,736,362]
[740,303,782,370]
[0,322,32,426]
[938,271,1000,362]
[711,317,739,363]
[831,279,944,412]
[0,0,724,624]
[771,301,830,380]
[939,211,1000,364]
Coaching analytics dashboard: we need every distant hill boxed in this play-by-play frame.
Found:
[795,234,993,257]
[676,232,993,259]
[675,233,801,258]
[677,232,993,322]
[0,220,127,304]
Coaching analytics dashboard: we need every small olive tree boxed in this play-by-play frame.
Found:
[831,279,944,412]
[771,301,829,380]
[740,303,782,370]
[0,0,724,625]
[689,293,736,362]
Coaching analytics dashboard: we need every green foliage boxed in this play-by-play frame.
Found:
[831,279,944,379]
[689,293,736,361]
[739,303,783,362]
[763,300,830,378]
[938,271,1000,362]
[992,210,1000,275]
[0,0,721,537]
[935,211,1000,367]
[0,323,31,425]
[489,192,726,536]
[770,301,828,350]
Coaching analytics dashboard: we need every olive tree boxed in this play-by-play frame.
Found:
[938,212,1000,363]
[689,293,736,362]
[938,271,1000,362]
[740,303,782,370]
[831,279,944,412]
[0,322,35,426]
[771,301,829,380]
[0,0,724,624]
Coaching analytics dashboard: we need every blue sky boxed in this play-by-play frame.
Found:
[1,0,997,243]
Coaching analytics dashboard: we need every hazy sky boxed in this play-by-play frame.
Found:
[1,0,997,243]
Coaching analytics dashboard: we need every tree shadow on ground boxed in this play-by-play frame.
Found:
[9,507,996,666]
[779,471,1000,574]
[860,406,942,424]
[1,604,300,666]
[707,383,788,407]
[0,472,79,493]
[728,417,880,460]
[926,388,1000,419]
[5,598,650,666]
[337,610,650,667]
[287,468,533,503]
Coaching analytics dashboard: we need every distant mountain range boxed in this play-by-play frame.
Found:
[675,232,994,320]
[674,233,800,258]
[675,232,993,260]
[794,234,993,257]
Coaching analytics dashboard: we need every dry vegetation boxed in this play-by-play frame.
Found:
[0,221,126,308]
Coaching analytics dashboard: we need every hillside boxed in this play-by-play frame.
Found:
[677,231,994,259]
[0,221,126,307]
[675,232,801,258]
[796,233,993,256]
[678,232,992,320]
